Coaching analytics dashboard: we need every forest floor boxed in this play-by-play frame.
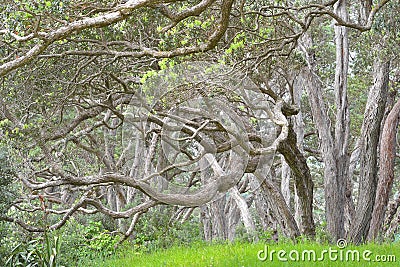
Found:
[85,241,400,266]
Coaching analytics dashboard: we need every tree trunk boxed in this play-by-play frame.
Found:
[277,123,315,237]
[281,156,291,207]
[345,142,359,233]
[349,59,389,244]
[327,0,350,241]
[383,193,400,239]
[360,0,372,24]
[293,78,305,231]
[229,186,258,241]
[200,205,213,241]
[226,198,241,241]
[299,16,350,239]
[301,61,341,240]
[367,96,400,241]
[254,172,301,240]
[251,178,279,241]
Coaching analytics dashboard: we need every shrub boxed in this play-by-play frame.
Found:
[56,219,120,266]
[5,232,62,267]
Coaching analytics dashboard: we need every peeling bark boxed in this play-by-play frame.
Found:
[298,0,351,240]
[368,96,400,241]
[349,59,389,244]
[328,0,350,241]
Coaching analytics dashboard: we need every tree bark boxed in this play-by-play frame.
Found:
[254,172,301,240]
[326,0,351,241]
[229,186,258,241]
[344,142,359,233]
[349,59,389,244]
[360,0,372,24]
[281,156,291,207]
[277,123,315,237]
[299,1,351,240]
[383,193,400,239]
[293,78,305,231]
[299,22,349,240]
[301,63,341,240]
[251,178,279,241]
[367,96,400,241]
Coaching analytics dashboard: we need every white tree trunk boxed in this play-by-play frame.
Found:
[281,156,291,207]
[229,186,258,241]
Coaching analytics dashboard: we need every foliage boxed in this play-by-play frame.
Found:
[132,207,202,253]
[77,208,202,266]
[0,147,19,265]
[1,207,202,266]
[81,221,120,256]
[54,219,120,266]
[0,147,17,215]
[5,232,62,267]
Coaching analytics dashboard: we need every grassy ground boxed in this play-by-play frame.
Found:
[86,241,400,267]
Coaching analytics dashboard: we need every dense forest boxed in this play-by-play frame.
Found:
[1,0,400,265]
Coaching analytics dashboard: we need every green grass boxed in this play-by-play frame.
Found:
[87,241,400,267]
